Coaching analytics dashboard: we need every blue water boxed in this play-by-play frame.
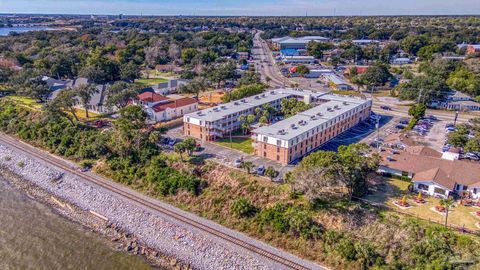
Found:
[0,27,54,36]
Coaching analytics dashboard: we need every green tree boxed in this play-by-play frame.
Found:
[177,78,209,100]
[446,67,480,97]
[400,35,428,55]
[307,41,334,58]
[440,198,455,227]
[182,138,197,156]
[181,48,199,64]
[264,166,278,180]
[296,65,310,76]
[76,84,98,119]
[174,142,187,162]
[54,88,80,123]
[408,103,426,120]
[292,144,379,201]
[231,198,256,218]
[240,160,254,174]
[111,105,148,157]
[281,98,311,118]
[222,83,265,102]
[106,81,139,110]
[119,62,140,82]
[358,62,392,91]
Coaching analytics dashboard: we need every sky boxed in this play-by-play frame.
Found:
[1,0,480,16]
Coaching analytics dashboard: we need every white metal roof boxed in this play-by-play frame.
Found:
[252,99,369,141]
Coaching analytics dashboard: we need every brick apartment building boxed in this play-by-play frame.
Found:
[183,88,372,164]
[251,95,371,164]
[183,89,314,141]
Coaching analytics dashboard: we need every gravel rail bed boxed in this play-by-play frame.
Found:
[0,141,323,270]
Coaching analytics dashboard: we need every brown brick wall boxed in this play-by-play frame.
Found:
[254,142,289,164]
[254,107,371,164]
[183,123,216,141]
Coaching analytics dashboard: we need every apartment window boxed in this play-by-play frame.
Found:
[264,152,267,157]
[277,140,281,146]
[263,136,268,143]
[277,147,280,153]
[277,155,280,161]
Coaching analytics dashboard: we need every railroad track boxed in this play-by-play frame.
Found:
[0,134,321,270]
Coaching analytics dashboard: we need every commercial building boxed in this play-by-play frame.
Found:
[324,74,351,90]
[272,36,329,50]
[281,55,316,64]
[429,91,480,111]
[251,94,371,164]
[184,89,372,164]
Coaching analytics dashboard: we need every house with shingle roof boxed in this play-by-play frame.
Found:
[379,146,480,199]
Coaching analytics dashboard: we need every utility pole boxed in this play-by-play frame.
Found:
[454,110,459,126]
[376,117,381,152]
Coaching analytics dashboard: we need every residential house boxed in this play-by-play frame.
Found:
[140,79,188,95]
[134,92,198,122]
[352,39,380,46]
[379,145,480,199]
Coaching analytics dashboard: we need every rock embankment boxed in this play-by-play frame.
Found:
[0,143,277,270]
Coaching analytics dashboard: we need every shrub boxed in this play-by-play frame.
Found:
[231,197,257,218]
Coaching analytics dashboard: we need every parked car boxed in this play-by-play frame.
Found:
[168,138,179,147]
[256,165,266,176]
[233,159,242,168]
[465,153,480,160]
[380,105,392,110]
[395,124,405,129]
[426,115,438,121]
[400,119,409,125]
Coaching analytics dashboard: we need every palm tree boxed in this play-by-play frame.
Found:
[240,161,254,174]
[76,84,98,119]
[440,198,455,227]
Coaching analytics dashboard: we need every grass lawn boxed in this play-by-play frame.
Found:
[72,108,102,120]
[144,70,176,78]
[4,95,42,110]
[134,78,169,86]
[215,137,254,154]
[365,177,480,231]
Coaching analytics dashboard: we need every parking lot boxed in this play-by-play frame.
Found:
[164,126,295,179]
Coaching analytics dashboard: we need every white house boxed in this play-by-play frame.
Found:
[134,92,198,122]
[379,145,480,199]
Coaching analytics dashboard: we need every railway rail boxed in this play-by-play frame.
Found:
[0,134,324,270]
